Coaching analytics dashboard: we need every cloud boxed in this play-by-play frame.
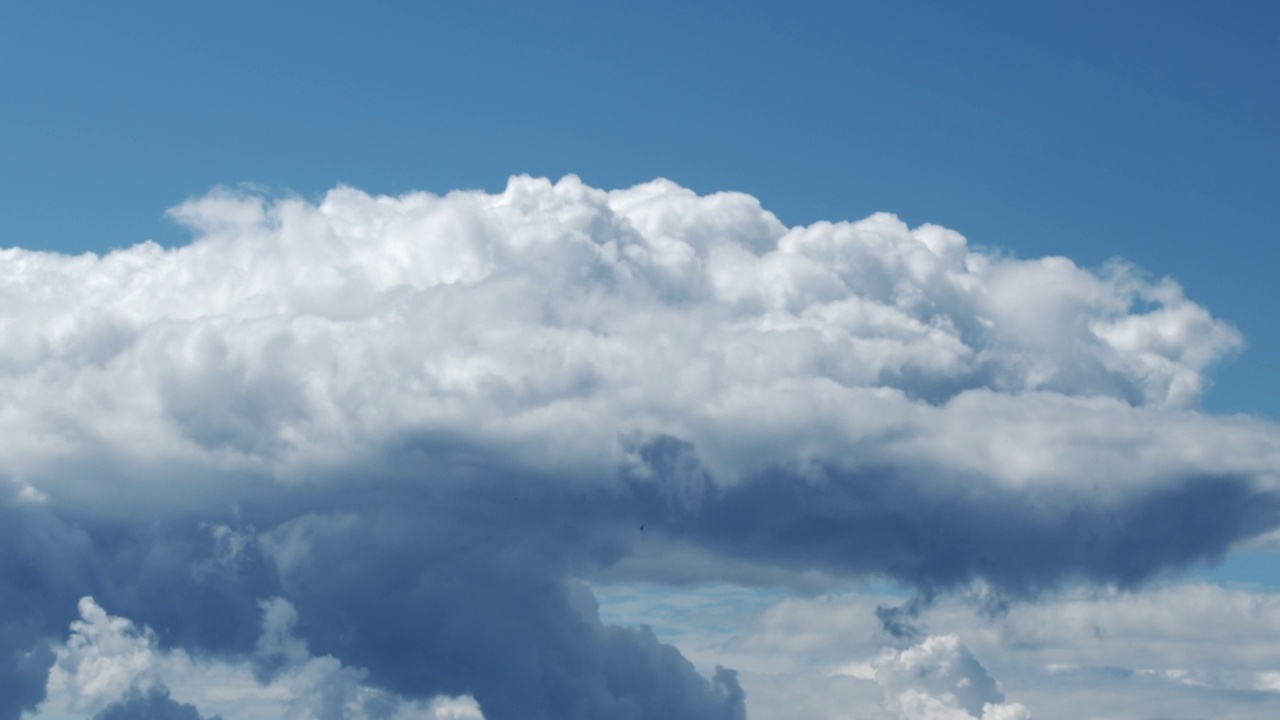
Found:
[0,175,1276,718]
[44,598,161,716]
[31,595,485,720]
[595,580,1280,719]
[237,513,747,720]
[873,635,1030,720]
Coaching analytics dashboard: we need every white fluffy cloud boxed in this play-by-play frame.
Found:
[41,598,159,716]
[29,596,484,720]
[0,176,1261,498]
[874,635,1030,720]
[0,175,1277,719]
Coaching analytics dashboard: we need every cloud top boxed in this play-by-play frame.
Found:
[0,176,1262,492]
[874,634,1030,720]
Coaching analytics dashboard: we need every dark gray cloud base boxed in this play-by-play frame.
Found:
[626,438,1280,593]
[2,176,1277,718]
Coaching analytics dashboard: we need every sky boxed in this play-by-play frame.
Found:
[1,2,1279,719]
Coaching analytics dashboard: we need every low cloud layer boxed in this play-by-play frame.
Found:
[33,596,484,720]
[595,580,1280,719]
[1,176,1277,717]
[873,635,1031,720]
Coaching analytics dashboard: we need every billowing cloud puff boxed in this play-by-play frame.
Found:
[33,596,484,720]
[873,635,1030,720]
[0,176,1276,718]
[44,598,163,716]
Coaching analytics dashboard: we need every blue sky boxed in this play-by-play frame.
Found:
[4,1,1278,419]
[3,3,1280,720]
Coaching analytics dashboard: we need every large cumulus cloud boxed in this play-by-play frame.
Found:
[1,175,1277,718]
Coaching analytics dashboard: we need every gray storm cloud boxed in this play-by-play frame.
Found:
[1,175,1277,718]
